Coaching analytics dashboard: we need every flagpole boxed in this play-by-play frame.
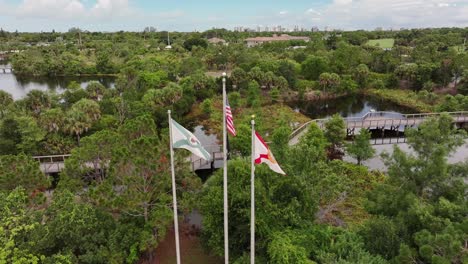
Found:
[168,110,181,264]
[222,72,229,264]
[250,117,255,264]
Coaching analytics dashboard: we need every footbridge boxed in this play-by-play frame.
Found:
[33,145,224,175]
[289,111,468,146]
[0,65,13,73]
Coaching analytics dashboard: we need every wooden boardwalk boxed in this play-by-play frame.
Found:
[33,154,70,174]
[34,111,467,174]
[289,111,468,146]
[0,65,13,73]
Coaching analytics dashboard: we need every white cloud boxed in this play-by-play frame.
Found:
[437,2,455,7]
[316,0,468,29]
[279,10,288,15]
[16,0,135,20]
[305,8,321,16]
[17,0,86,19]
[333,0,353,5]
[90,0,134,18]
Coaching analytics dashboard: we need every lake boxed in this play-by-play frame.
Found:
[0,63,115,100]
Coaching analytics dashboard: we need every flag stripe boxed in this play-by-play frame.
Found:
[226,99,236,136]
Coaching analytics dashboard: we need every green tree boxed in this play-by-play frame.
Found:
[23,90,52,116]
[201,98,213,116]
[0,118,21,155]
[324,114,346,160]
[269,87,280,103]
[183,37,208,51]
[0,90,13,118]
[228,91,241,108]
[246,80,261,107]
[301,55,329,81]
[0,154,48,192]
[86,81,106,101]
[0,188,45,264]
[16,116,47,154]
[354,64,370,89]
[39,108,64,133]
[230,67,249,90]
[346,129,375,165]
[365,115,467,262]
[319,72,341,92]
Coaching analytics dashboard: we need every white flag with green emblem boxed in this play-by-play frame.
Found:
[170,119,211,161]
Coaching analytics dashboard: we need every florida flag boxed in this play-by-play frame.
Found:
[254,132,286,175]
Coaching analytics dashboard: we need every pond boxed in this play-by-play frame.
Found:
[290,94,415,119]
[0,62,115,100]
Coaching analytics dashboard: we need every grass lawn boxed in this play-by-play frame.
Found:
[366,38,395,49]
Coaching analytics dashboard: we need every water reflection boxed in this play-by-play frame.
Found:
[0,70,115,100]
[291,95,415,119]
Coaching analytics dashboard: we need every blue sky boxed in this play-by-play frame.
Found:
[0,0,467,32]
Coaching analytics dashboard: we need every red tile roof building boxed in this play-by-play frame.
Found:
[245,34,310,47]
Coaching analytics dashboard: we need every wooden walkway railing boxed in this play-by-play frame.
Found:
[289,111,468,145]
[33,154,71,174]
[0,65,13,73]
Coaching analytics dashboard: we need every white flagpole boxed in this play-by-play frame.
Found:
[222,72,229,264]
[168,110,181,264]
[250,117,255,264]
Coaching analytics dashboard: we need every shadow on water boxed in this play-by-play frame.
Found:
[290,94,416,119]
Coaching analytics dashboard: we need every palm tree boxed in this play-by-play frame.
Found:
[86,81,106,101]
[71,99,101,122]
[64,99,101,144]
[24,90,52,115]
[64,109,91,145]
[39,108,64,133]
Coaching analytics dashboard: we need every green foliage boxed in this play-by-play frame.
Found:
[0,154,48,192]
[269,86,280,102]
[246,80,261,107]
[268,231,309,264]
[301,55,329,81]
[365,115,467,262]
[183,37,208,51]
[199,158,319,261]
[201,98,213,115]
[16,116,47,154]
[0,188,44,264]
[359,217,402,259]
[0,90,13,118]
[228,91,241,108]
[346,129,375,165]
[0,118,21,155]
[324,114,346,148]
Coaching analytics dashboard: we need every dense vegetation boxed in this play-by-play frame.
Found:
[0,27,467,263]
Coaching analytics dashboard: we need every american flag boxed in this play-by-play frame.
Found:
[226,99,236,136]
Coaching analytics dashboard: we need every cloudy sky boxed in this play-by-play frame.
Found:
[0,0,467,32]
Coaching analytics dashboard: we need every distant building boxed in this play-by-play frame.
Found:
[207,37,227,45]
[245,34,310,47]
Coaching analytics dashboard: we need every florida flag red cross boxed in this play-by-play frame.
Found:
[254,132,286,175]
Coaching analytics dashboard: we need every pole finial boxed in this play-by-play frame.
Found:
[222,72,227,77]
